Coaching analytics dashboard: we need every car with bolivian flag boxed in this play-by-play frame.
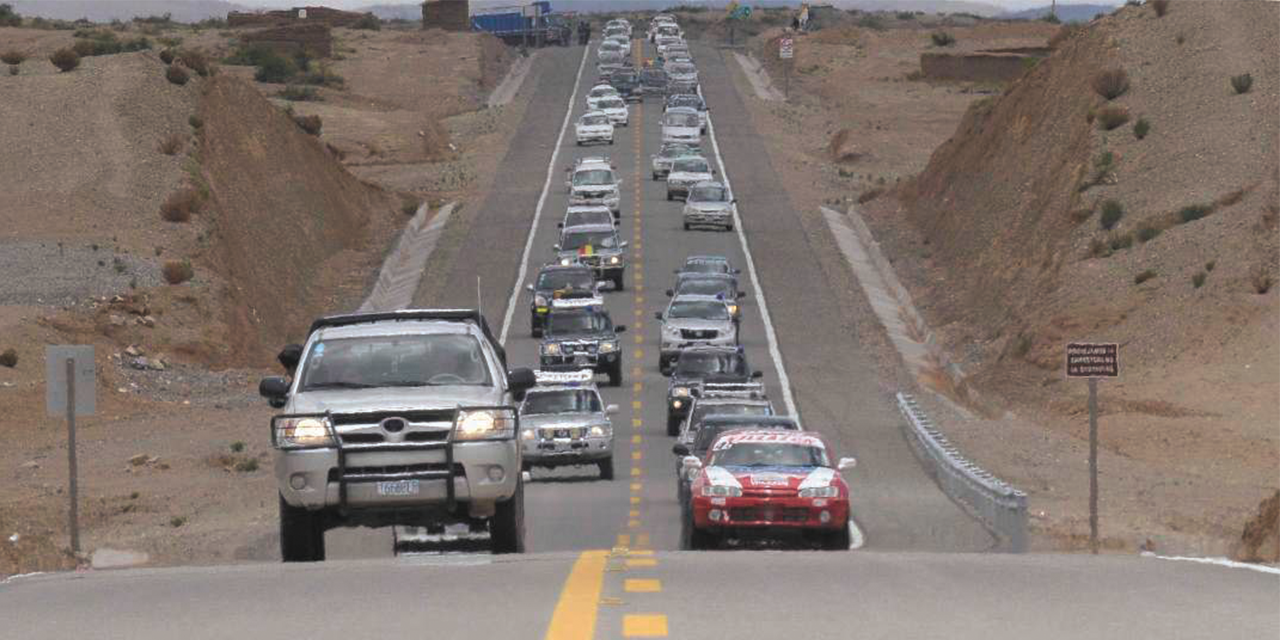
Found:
[681,428,857,550]
[554,222,627,291]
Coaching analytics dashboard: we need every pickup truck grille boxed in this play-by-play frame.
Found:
[681,329,718,340]
[539,426,589,440]
[562,341,598,355]
[329,462,464,483]
[331,409,455,426]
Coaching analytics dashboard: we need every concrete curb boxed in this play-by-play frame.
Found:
[357,202,456,313]
[731,51,784,102]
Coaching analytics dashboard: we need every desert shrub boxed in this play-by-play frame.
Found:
[1109,233,1134,251]
[1230,73,1253,95]
[1134,269,1157,285]
[223,44,275,67]
[1100,200,1124,230]
[254,52,298,84]
[1178,204,1212,223]
[49,48,80,72]
[7,65,15,76]
[72,34,152,57]
[1151,0,1170,16]
[0,50,25,65]
[188,114,203,129]
[352,13,381,30]
[1092,68,1130,100]
[1250,265,1274,294]
[1042,13,1061,24]
[160,189,201,222]
[162,260,194,284]
[1088,237,1110,258]
[1136,225,1162,242]
[296,62,344,88]
[857,188,884,204]
[279,85,321,101]
[294,114,322,136]
[0,3,20,27]
[1191,272,1206,288]
[1096,105,1130,130]
[857,14,885,31]
[158,133,184,155]
[177,49,211,76]
[169,516,186,528]
[1205,260,1216,272]
[0,348,16,368]
[1133,117,1150,139]
[157,36,183,48]
[165,64,189,85]
[1217,188,1246,208]
[234,458,259,472]
[931,31,955,47]
[158,48,175,64]
[230,441,246,453]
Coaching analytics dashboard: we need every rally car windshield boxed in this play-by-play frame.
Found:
[546,311,612,335]
[523,389,603,415]
[711,442,829,468]
[668,300,729,320]
[675,352,745,376]
[665,114,700,128]
[537,270,595,291]
[688,186,728,202]
[565,211,613,227]
[574,170,615,186]
[300,334,491,390]
[581,115,610,126]
[561,231,618,251]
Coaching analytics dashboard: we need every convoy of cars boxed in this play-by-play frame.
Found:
[261,14,854,560]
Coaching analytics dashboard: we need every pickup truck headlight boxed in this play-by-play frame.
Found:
[454,408,516,441]
[589,425,610,437]
[599,340,619,353]
[521,428,536,441]
[663,324,681,337]
[671,386,691,398]
[727,303,739,316]
[272,415,335,449]
[542,343,562,356]
[609,256,621,265]
[799,485,840,498]
[534,294,548,307]
[701,485,743,497]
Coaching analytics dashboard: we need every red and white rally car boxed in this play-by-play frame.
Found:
[684,428,857,550]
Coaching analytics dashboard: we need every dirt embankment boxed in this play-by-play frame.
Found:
[198,75,398,367]
[873,1,1278,554]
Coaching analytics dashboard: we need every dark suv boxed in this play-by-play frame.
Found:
[665,346,762,435]
[639,67,668,99]
[539,304,627,386]
[528,263,598,337]
[610,68,642,102]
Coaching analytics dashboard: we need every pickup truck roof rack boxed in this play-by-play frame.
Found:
[308,309,507,367]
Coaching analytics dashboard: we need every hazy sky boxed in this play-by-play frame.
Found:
[225,0,1126,11]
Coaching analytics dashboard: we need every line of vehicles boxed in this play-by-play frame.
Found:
[256,14,855,562]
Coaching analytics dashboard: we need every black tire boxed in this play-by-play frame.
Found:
[725,224,734,232]
[576,141,582,146]
[679,507,694,550]
[491,478,526,554]
[689,525,717,550]
[598,458,614,480]
[278,494,325,563]
[608,139,614,145]
[683,222,690,231]
[607,361,623,387]
[611,271,625,291]
[667,191,674,201]
[667,414,681,437]
[823,523,852,551]
[653,173,660,181]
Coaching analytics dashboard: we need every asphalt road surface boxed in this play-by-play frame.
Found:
[3,37,1276,640]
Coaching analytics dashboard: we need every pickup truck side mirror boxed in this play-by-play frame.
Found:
[557,222,564,228]
[614,325,627,333]
[654,311,664,321]
[672,443,690,456]
[838,457,857,471]
[526,284,535,293]
[553,244,561,251]
[507,367,537,394]
[259,376,290,408]
[606,404,619,415]
[619,241,629,248]
[665,289,674,297]
[751,370,763,379]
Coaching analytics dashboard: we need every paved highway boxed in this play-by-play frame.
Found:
[2,36,1276,640]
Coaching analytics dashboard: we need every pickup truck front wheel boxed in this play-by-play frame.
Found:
[279,494,326,562]
[490,478,526,554]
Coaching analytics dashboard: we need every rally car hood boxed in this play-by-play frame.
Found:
[286,385,506,415]
[571,184,617,194]
[711,465,838,493]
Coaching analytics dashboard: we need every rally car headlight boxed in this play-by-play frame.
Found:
[273,415,335,449]
[799,485,840,498]
[589,425,610,437]
[542,343,562,356]
[701,485,742,497]
[671,387,691,398]
[599,340,619,353]
[534,294,548,307]
[454,408,516,441]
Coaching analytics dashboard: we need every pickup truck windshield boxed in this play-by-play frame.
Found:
[677,279,733,297]
[574,170,615,186]
[671,158,710,173]
[668,300,729,320]
[688,185,728,202]
[676,352,745,376]
[523,389,603,415]
[538,270,595,291]
[665,113,699,128]
[546,310,613,335]
[562,230,619,250]
[300,334,491,390]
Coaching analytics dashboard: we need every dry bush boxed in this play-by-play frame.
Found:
[1192,271,1206,288]
[0,50,25,65]
[1133,117,1150,139]
[1135,224,1162,242]
[1087,237,1110,258]
[1178,203,1212,223]
[158,48,174,64]
[1109,232,1134,251]
[1096,106,1130,130]
[857,188,884,204]
[930,31,955,47]
[165,64,188,85]
[0,348,16,368]
[1250,265,1274,294]
[1100,199,1124,230]
[162,260,194,285]
[178,49,211,77]
[1134,269,1157,285]
[1092,68,1130,100]
[160,188,201,222]
[1151,0,1169,17]
[294,114,322,136]
[49,48,80,72]
[1217,188,1246,208]
[158,133,184,155]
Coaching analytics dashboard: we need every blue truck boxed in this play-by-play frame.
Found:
[471,2,572,47]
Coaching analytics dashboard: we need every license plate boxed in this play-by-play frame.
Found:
[377,480,420,497]
[574,355,591,365]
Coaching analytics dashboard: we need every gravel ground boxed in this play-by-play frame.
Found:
[0,241,164,306]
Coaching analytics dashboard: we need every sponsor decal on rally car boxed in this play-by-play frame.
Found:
[711,432,826,451]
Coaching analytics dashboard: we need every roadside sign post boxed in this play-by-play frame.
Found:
[46,345,95,555]
[1065,342,1119,555]
[779,37,794,99]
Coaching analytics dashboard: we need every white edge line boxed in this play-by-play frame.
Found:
[497,43,591,345]
[702,83,801,423]
[1142,551,1280,576]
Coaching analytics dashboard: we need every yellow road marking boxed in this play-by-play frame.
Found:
[623,614,668,637]
[630,509,640,518]
[636,296,644,304]
[628,519,641,528]
[632,451,642,460]
[543,551,608,640]
[633,382,643,393]
[631,435,642,444]
[634,349,644,359]
[630,495,641,505]
[632,418,642,428]
[632,400,642,410]
[616,534,631,547]
[634,334,643,344]
[625,579,662,593]
[630,482,642,492]
[631,547,653,555]
[631,366,642,376]
[626,558,657,568]
[634,308,643,317]
[630,467,642,476]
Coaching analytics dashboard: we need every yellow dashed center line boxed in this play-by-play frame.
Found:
[630,482,642,492]
[625,558,657,568]
[631,435,642,444]
[542,551,609,640]
[623,614,669,638]
[625,579,662,593]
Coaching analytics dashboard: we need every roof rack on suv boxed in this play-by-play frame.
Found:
[308,309,506,366]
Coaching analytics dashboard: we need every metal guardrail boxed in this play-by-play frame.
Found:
[896,392,1028,552]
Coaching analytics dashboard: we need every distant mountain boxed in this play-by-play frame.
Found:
[360,4,420,20]
[833,0,1005,16]
[8,0,253,22]
[999,4,1119,22]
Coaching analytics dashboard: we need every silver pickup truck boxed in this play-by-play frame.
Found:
[258,310,537,561]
